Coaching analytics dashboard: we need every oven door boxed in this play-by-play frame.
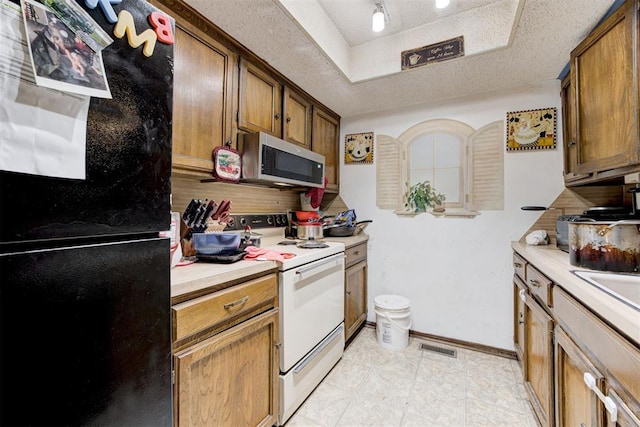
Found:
[279,252,345,372]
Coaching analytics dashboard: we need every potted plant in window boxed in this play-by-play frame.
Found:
[403,181,446,213]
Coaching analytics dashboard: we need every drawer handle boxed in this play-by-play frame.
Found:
[353,251,360,256]
[223,296,249,309]
[529,279,541,287]
[583,373,617,423]
[513,262,523,268]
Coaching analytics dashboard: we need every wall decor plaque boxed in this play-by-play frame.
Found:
[506,108,557,151]
[401,36,464,70]
[345,132,374,164]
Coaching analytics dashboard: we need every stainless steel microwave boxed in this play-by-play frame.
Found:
[240,132,325,188]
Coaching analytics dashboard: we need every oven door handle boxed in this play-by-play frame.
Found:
[295,253,344,280]
[294,324,344,375]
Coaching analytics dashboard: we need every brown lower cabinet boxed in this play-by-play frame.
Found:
[171,273,279,427]
[523,290,555,427]
[555,326,605,427]
[344,242,368,342]
[513,250,640,427]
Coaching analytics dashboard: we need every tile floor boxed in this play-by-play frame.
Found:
[286,327,538,427]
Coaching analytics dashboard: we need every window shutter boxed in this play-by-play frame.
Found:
[376,135,404,210]
[468,121,504,211]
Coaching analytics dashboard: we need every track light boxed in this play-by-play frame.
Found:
[372,2,387,32]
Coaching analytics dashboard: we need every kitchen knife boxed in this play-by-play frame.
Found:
[192,200,209,231]
[183,199,199,223]
[212,199,231,221]
[186,199,201,228]
[202,199,217,226]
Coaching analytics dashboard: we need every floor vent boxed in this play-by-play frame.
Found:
[419,343,457,358]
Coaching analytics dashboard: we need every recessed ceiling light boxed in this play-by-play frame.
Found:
[436,0,450,9]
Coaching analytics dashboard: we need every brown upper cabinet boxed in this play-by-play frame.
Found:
[238,58,283,138]
[151,0,340,185]
[283,86,313,148]
[563,0,639,185]
[312,105,340,192]
[171,20,236,177]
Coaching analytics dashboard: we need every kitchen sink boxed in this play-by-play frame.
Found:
[573,270,640,310]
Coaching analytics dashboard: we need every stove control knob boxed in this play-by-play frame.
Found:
[238,217,247,227]
[267,216,274,226]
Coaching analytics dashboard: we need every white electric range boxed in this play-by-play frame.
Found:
[226,214,346,425]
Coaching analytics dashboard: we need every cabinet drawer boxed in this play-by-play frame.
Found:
[345,243,367,267]
[526,264,553,308]
[513,252,527,281]
[172,274,277,342]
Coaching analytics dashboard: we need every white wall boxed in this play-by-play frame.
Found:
[340,80,564,350]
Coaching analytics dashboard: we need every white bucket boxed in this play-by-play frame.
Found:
[374,294,411,351]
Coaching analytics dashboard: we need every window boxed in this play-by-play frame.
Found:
[376,119,503,216]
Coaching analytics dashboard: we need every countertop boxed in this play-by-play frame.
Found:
[171,233,369,302]
[511,241,640,346]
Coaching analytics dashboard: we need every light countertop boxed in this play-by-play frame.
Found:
[171,234,369,302]
[511,242,640,346]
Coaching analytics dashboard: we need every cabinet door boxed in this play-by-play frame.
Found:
[283,86,312,148]
[238,58,283,137]
[524,294,555,427]
[555,326,605,427]
[312,105,340,192]
[345,260,367,341]
[513,276,526,366]
[607,390,640,427]
[561,74,589,183]
[572,0,638,175]
[172,23,235,177]
[174,309,279,427]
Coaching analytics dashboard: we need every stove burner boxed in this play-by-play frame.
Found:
[297,240,329,249]
[278,240,299,245]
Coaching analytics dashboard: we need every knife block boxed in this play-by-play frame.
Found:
[179,219,196,257]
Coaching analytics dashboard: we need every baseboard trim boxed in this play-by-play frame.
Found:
[364,321,517,360]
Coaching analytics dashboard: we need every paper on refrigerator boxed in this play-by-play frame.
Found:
[0,0,88,179]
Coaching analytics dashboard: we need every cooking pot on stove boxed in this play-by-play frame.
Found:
[569,220,640,273]
[293,221,325,240]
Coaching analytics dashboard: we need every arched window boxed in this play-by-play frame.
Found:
[376,119,503,216]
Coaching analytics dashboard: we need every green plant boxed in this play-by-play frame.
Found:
[403,181,446,212]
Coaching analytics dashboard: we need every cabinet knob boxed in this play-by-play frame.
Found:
[354,251,359,256]
[286,116,291,123]
[514,262,522,268]
[346,290,351,295]
[275,343,282,349]
[529,279,540,287]
[275,113,281,120]
[567,140,576,147]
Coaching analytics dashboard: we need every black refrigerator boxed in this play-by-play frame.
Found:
[0,0,174,425]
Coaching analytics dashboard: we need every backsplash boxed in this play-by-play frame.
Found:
[522,185,626,242]
[172,177,348,217]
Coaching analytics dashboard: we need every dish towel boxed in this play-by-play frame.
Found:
[305,177,328,209]
[525,230,550,245]
[243,246,296,263]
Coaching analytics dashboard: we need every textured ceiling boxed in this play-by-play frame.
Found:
[183,0,616,118]
[316,0,502,47]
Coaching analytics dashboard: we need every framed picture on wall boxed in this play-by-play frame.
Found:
[506,108,557,151]
[345,132,374,164]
